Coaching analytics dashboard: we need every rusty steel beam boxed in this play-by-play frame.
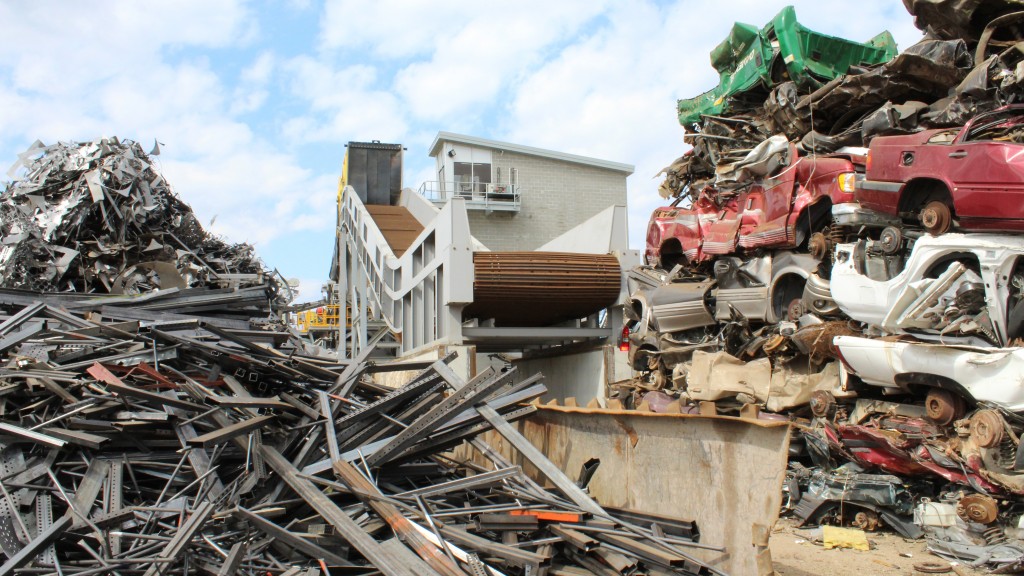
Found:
[332,458,465,576]
[258,445,416,576]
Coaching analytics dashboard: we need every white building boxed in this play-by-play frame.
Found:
[419,132,633,251]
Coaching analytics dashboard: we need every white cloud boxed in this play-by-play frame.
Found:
[232,52,276,114]
[315,1,613,124]
[290,276,330,304]
[0,1,334,257]
[0,1,254,95]
[390,2,605,120]
[0,0,941,287]
[242,52,276,85]
[319,1,473,58]
[280,57,408,142]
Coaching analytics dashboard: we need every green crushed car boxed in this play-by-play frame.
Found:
[678,5,897,128]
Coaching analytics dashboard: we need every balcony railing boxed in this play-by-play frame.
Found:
[418,181,521,212]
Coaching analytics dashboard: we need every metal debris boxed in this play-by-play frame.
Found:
[632,2,1024,569]
[0,138,722,574]
[0,138,289,310]
[0,293,716,575]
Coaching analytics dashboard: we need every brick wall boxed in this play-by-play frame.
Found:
[468,150,628,251]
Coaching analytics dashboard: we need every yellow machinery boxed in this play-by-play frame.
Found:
[294,305,341,333]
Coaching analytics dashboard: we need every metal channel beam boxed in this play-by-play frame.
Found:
[187,415,275,448]
[0,515,73,576]
[258,445,415,576]
[216,542,247,576]
[70,459,109,528]
[230,507,350,566]
[474,404,605,516]
[142,501,216,576]
[365,368,515,466]
[332,459,463,576]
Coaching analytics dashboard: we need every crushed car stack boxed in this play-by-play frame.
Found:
[631,0,1024,569]
[0,138,718,575]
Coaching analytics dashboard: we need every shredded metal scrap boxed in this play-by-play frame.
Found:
[633,2,1024,569]
[0,138,287,311]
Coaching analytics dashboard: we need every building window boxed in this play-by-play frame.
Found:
[454,162,491,195]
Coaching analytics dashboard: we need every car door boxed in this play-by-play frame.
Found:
[702,192,745,256]
[945,110,1024,221]
[738,145,804,249]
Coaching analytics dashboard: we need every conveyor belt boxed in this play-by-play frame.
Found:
[339,188,627,355]
[366,205,423,258]
[466,252,621,327]
[365,208,621,327]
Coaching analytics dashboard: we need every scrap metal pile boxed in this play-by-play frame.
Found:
[0,309,716,575]
[0,138,286,309]
[630,0,1024,569]
[0,140,716,574]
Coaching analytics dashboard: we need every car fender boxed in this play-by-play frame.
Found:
[834,335,1024,411]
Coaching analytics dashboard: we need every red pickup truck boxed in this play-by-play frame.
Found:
[645,143,858,269]
[857,105,1024,235]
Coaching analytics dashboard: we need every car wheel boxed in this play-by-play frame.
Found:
[925,388,964,425]
[786,298,803,321]
[878,226,903,255]
[808,231,830,260]
[920,201,952,235]
[969,409,1005,448]
[809,390,837,419]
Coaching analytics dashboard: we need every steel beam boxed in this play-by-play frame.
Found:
[258,445,415,576]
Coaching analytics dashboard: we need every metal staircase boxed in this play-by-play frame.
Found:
[332,185,633,360]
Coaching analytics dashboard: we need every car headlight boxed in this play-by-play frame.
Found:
[837,172,857,193]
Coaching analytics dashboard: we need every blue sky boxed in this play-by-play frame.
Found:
[0,1,923,302]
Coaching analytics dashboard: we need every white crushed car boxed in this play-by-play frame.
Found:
[830,233,1024,413]
[833,336,1024,412]
[831,233,1024,346]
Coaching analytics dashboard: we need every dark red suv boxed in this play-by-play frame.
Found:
[857,105,1024,235]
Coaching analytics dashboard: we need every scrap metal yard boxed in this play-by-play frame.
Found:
[8,0,1024,575]
[625,0,1024,573]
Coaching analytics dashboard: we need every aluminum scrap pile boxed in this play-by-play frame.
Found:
[627,0,1024,569]
[0,138,286,311]
[0,298,715,575]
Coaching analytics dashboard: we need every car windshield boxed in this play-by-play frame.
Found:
[964,108,1024,143]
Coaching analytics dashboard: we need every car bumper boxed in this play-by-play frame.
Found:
[832,202,901,228]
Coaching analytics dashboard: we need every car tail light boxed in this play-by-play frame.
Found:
[837,172,856,193]
[618,325,630,352]
[865,150,872,172]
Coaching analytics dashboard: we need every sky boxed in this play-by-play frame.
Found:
[0,0,924,302]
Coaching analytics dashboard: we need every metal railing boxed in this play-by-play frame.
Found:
[418,181,521,211]
[335,186,474,358]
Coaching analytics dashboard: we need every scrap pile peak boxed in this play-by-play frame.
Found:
[0,137,289,312]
